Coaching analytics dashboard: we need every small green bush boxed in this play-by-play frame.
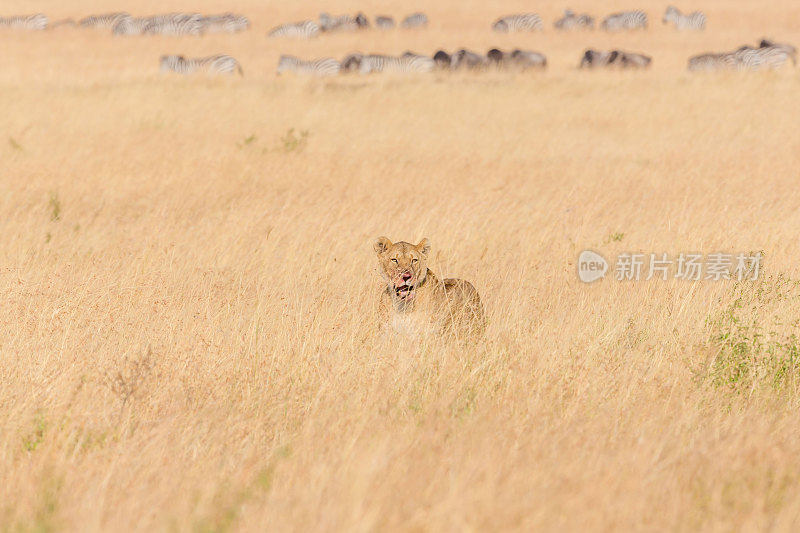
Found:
[707,274,800,392]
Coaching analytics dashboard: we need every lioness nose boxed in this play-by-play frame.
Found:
[401,271,412,280]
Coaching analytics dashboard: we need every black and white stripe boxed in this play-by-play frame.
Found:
[0,14,48,30]
[400,13,428,29]
[554,10,595,30]
[268,20,320,39]
[601,10,647,31]
[509,49,547,69]
[689,40,797,72]
[662,6,706,30]
[160,55,243,76]
[733,45,793,70]
[112,16,152,35]
[759,39,797,65]
[492,14,543,33]
[687,52,737,71]
[78,12,130,29]
[358,53,434,74]
[276,55,341,77]
[145,13,204,36]
[201,13,250,33]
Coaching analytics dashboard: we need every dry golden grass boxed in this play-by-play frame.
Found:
[2,0,800,530]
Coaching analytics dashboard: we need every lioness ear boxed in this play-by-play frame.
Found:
[374,236,392,255]
[417,238,431,256]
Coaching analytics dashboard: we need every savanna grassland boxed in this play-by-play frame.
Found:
[2,0,800,530]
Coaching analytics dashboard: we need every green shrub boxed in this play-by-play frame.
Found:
[707,274,800,392]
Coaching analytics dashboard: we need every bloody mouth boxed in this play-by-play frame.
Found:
[394,280,416,299]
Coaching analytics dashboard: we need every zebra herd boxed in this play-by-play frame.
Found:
[268,12,427,39]
[494,7,702,32]
[688,40,798,71]
[273,37,798,76]
[273,47,662,76]
[1,6,797,76]
[107,13,249,36]
[0,12,249,35]
[580,50,652,69]
[276,48,557,77]
[0,14,48,30]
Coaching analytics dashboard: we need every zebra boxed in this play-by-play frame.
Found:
[492,14,543,33]
[0,14,48,30]
[112,16,153,35]
[554,10,595,30]
[276,55,341,77]
[375,16,395,29]
[452,49,488,70]
[78,12,130,29]
[146,13,198,24]
[144,13,204,36]
[601,11,647,31]
[201,13,250,33]
[687,52,738,71]
[510,49,547,69]
[400,13,428,29]
[358,53,434,74]
[662,6,706,30]
[267,20,320,38]
[160,55,243,76]
[319,12,368,32]
[759,39,797,65]
[732,45,793,70]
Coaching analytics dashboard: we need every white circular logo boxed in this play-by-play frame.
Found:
[577,250,608,283]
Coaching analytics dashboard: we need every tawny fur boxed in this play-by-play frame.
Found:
[374,236,486,340]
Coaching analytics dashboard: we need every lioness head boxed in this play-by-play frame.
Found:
[374,236,431,300]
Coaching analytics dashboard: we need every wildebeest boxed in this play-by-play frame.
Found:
[487,49,505,65]
[433,50,452,69]
[580,49,651,69]
[340,53,363,72]
[452,49,487,70]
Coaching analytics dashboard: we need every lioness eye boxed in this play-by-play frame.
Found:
[412,258,418,263]
[391,258,398,263]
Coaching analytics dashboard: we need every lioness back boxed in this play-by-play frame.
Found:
[443,278,486,338]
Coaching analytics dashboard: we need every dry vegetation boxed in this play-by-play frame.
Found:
[2,0,800,530]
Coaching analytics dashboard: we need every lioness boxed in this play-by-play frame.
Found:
[374,236,486,340]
